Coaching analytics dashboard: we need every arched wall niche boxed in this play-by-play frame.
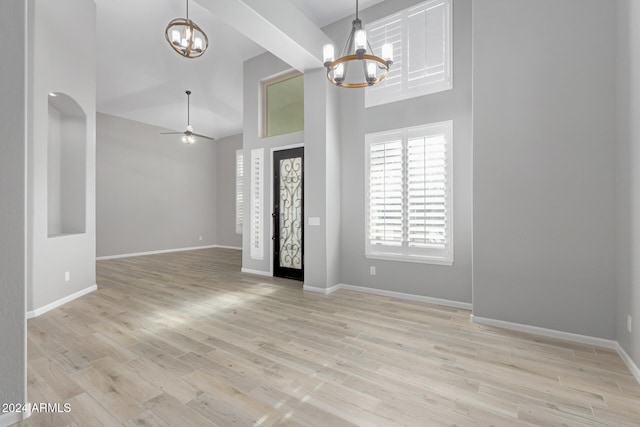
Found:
[47,92,87,237]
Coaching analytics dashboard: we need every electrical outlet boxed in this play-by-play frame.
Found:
[370,266,376,276]
[199,236,203,241]
[65,271,70,282]
[628,315,633,333]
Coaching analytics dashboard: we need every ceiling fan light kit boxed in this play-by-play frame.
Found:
[181,126,197,144]
[165,0,209,59]
[323,0,393,88]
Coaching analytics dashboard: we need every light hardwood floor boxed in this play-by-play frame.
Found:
[15,248,640,426]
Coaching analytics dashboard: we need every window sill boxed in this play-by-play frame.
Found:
[48,232,86,239]
[365,81,453,109]
[365,252,453,266]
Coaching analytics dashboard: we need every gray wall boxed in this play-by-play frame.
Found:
[473,0,618,339]
[242,53,303,274]
[617,0,640,366]
[302,69,342,289]
[241,52,341,288]
[324,0,473,302]
[0,0,27,414]
[96,114,217,257]
[325,75,342,289]
[28,0,97,314]
[216,133,243,249]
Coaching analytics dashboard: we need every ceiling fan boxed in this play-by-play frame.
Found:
[161,90,215,144]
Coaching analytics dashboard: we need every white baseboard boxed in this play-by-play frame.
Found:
[96,245,218,260]
[616,342,640,384]
[303,284,342,295]
[215,245,242,250]
[27,285,98,319]
[338,284,473,310]
[470,315,640,385]
[470,315,618,350]
[241,268,272,277]
[302,283,472,310]
[0,409,30,427]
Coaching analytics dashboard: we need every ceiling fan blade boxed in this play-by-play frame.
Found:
[192,133,216,141]
[160,132,185,135]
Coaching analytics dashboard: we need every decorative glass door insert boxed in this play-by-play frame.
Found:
[273,147,304,281]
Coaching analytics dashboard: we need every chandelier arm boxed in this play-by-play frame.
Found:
[198,22,209,49]
[341,25,356,58]
[190,20,195,56]
[366,40,376,56]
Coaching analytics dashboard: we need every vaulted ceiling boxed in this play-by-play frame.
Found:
[95,0,385,140]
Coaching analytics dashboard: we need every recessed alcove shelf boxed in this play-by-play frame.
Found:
[47,92,87,237]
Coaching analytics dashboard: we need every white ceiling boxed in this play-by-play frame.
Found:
[288,0,385,27]
[95,0,385,139]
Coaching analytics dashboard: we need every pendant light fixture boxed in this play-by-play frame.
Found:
[165,0,209,59]
[323,0,393,88]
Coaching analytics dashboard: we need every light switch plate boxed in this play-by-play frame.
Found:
[309,217,321,226]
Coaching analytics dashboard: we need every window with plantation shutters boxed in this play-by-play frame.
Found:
[368,134,403,247]
[366,0,452,108]
[235,150,244,234]
[250,148,264,260]
[365,121,453,265]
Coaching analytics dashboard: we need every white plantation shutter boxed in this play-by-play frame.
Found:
[407,133,447,248]
[368,134,403,247]
[367,13,403,98]
[366,0,452,108]
[366,121,453,264]
[235,150,244,234]
[250,148,264,260]
[407,1,449,89]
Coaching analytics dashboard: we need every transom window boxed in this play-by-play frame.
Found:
[366,0,453,108]
[262,71,304,138]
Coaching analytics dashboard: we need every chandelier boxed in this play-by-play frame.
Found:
[323,0,393,88]
[165,0,209,59]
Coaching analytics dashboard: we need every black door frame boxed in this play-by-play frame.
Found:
[273,147,304,281]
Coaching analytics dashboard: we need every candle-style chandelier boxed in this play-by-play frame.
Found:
[165,0,209,59]
[323,0,393,88]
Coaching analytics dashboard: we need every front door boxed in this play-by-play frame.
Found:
[273,147,304,281]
